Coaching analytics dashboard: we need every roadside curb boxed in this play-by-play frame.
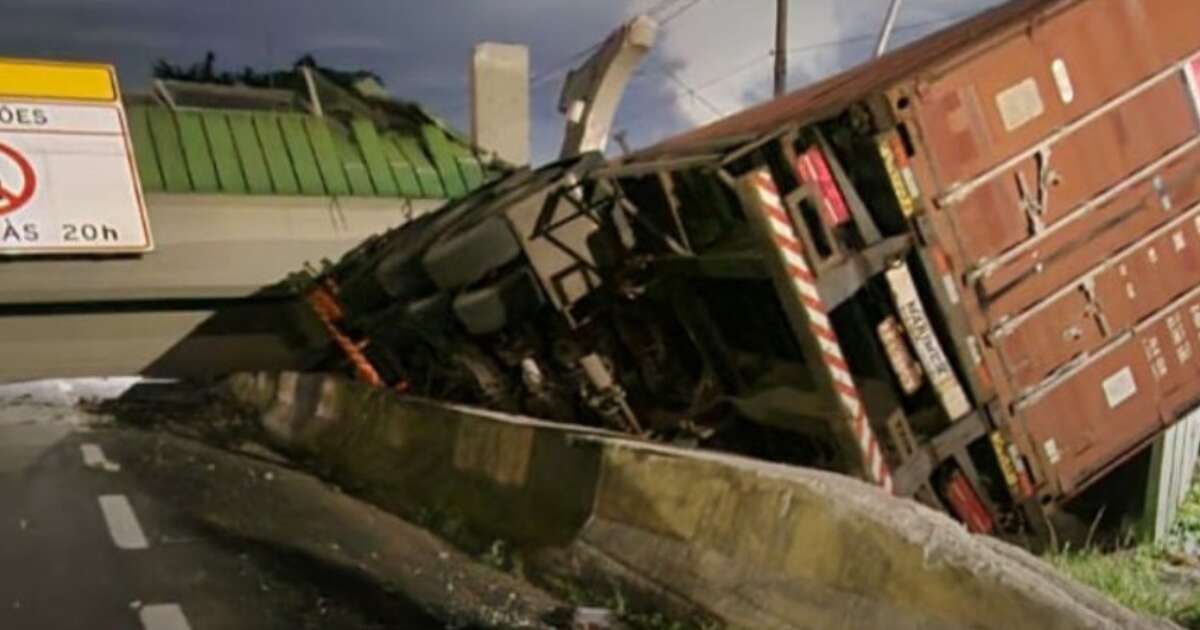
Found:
[226,371,1178,629]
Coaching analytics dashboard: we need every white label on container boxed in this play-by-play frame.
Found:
[967,335,983,366]
[996,77,1045,132]
[901,167,921,199]
[941,273,961,305]
[886,263,972,420]
[1051,59,1075,104]
[1043,438,1062,465]
[1175,231,1187,252]
[1102,366,1137,408]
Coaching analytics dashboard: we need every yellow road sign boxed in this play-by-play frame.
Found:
[0,58,117,102]
[0,56,150,254]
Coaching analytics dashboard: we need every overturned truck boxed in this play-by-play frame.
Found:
[294,0,1200,541]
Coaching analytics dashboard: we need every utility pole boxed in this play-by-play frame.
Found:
[774,0,788,97]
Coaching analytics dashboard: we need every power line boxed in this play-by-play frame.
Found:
[692,52,773,93]
[788,12,976,54]
[529,0,704,91]
[446,0,708,114]
[614,10,983,145]
[648,58,724,118]
[654,11,977,107]
[657,0,705,27]
[644,0,688,19]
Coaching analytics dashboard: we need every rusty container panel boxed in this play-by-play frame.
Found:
[992,288,1104,393]
[1015,336,1162,496]
[1092,222,1200,329]
[913,0,1198,191]
[898,0,1200,501]
[632,0,1200,506]
[1017,288,1200,496]
[979,143,1200,321]
[990,204,1200,393]
[941,73,1199,268]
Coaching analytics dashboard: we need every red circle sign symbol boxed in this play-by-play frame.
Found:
[0,143,36,217]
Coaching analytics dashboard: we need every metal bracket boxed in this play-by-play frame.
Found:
[815,235,912,309]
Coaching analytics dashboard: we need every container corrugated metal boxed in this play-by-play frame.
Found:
[635,0,1200,502]
[902,0,1200,497]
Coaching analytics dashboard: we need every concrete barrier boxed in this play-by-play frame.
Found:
[226,371,1176,630]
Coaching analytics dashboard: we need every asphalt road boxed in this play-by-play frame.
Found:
[0,379,439,630]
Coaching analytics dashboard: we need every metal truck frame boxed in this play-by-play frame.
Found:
[298,0,1200,543]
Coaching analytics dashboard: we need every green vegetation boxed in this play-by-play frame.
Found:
[1047,479,1200,628]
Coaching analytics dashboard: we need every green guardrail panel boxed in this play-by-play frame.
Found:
[253,113,300,195]
[332,129,376,196]
[127,107,164,192]
[228,113,273,195]
[394,135,444,197]
[304,118,351,197]
[200,112,247,194]
[176,111,220,193]
[420,124,467,198]
[279,114,326,196]
[146,108,191,192]
[379,137,422,198]
[350,119,399,197]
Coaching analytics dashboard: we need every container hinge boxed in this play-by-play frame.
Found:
[966,258,997,286]
[1153,175,1174,212]
[1080,277,1111,337]
[1015,147,1056,236]
[988,315,1014,342]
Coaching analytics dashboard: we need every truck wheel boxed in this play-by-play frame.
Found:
[422,215,523,291]
[452,267,545,335]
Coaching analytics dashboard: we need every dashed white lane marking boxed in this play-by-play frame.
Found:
[97,495,149,550]
[82,443,121,472]
[139,604,192,630]
[81,444,106,467]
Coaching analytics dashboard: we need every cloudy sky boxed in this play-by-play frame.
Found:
[1,0,1003,162]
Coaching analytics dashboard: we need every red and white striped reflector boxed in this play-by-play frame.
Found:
[752,169,894,492]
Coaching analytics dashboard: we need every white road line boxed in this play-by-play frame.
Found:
[139,604,192,630]
[97,495,149,550]
[80,444,106,467]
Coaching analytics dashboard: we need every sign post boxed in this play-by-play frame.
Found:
[0,58,152,254]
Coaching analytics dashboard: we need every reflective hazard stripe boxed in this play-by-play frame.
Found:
[752,169,894,492]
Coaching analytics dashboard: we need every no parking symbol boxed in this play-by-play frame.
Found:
[0,57,151,253]
[0,142,36,217]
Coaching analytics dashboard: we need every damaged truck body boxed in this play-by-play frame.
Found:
[295,0,1200,541]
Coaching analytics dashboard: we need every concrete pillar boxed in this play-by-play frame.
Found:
[470,43,530,166]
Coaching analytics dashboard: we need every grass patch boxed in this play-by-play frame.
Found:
[1048,546,1197,623]
[1046,477,1200,628]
